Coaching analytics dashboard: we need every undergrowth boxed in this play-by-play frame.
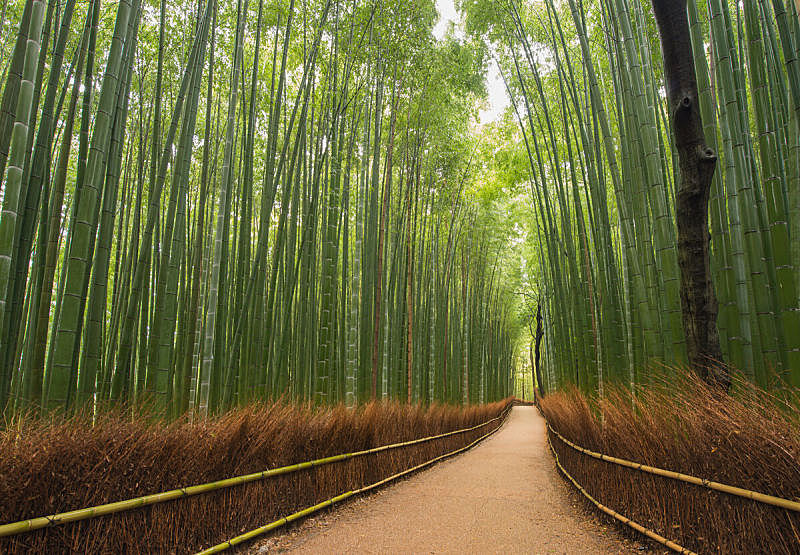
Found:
[0,398,511,553]
[541,372,800,554]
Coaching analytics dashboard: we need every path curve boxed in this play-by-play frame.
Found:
[253,406,640,554]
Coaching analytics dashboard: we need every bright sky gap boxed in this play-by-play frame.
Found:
[434,0,510,125]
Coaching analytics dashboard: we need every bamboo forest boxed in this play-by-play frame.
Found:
[1,0,800,553]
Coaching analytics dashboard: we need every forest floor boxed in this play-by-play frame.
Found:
[248,406,661,554]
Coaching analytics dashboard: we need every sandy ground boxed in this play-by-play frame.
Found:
[248,406,653,554]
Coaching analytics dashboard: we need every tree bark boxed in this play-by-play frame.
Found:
[534,301,544,397]
[651,0,728,386]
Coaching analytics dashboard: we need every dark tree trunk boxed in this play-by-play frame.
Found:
[534,301,544,397]
[651,0,728,387]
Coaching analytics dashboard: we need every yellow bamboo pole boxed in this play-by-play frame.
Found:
[196,410,510,554]
[546,422,800,513]
[546,432,696,555]
[0,407,511,538]
[197,492,357,554]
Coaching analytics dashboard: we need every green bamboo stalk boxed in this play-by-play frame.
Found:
[0,0,46,410]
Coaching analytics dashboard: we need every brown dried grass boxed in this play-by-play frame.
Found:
[541,371,800,554]
[0,398,511,553]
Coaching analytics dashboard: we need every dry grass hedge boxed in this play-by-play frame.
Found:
[541,372,800,554]
[0,399,511,553]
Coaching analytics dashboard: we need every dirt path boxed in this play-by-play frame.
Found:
[252,406,643,554]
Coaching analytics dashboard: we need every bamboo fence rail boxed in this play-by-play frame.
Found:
[0,407,511,539]
[197,412,508,553]
[546,422,800,512]
[546,430,695,555]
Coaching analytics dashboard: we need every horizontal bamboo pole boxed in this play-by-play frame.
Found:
[196,410,510,554]
[0,407,509,538]
[546,422,800,513]
[546,432,696,555]
[198,492,357,554]
[357,410,509,495]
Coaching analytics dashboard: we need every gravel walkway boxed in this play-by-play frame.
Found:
[251,406,647,554]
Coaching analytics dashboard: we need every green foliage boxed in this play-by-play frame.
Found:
[0,0,517,418]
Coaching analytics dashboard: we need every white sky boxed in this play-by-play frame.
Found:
[434,0,510,126]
